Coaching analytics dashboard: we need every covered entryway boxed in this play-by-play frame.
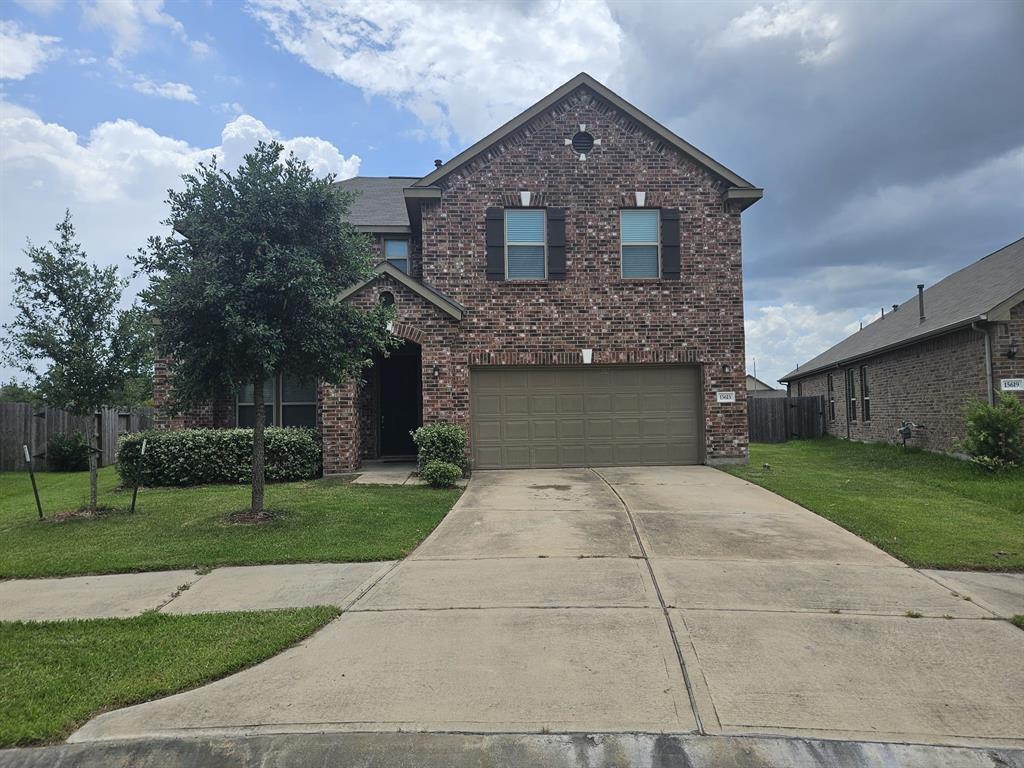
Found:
[377,340,421,458]
[470,365,702,469]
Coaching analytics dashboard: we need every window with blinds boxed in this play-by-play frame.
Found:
[620,209,660,278]
[505,209,546,280]
[384,239,409,274]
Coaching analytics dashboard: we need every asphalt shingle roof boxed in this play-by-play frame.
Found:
[336,176,420,228]
[782,237,1024,381]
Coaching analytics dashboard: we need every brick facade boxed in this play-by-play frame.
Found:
[787,301,1024,453]
[156,83,756,472]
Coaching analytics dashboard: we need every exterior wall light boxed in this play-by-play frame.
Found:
[1005,339,1018,359]
[432,364,440,378]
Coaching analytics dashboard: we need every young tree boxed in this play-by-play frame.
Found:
[3,212,152,510]
[136,141,395,517]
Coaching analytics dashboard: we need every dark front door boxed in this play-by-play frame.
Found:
[379,346,421,457]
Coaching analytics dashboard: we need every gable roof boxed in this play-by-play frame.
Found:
[337,262,465,321]
[412,72,762,202]
[746,374,779,391]
[781,237,1024,381]
[336,176,419,231]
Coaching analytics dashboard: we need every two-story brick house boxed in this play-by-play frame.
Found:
[780,238,1024,453]
[154,73,763,472]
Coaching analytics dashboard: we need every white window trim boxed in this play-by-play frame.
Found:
[620,209,661,279]
[504,208,547,281]
[383,238,410,274]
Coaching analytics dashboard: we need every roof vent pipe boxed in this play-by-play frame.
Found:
[893,304,899,313]
[434,159,443,168]
[917,284,925,323]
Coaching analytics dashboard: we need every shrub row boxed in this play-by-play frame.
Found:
[118,428,321,487]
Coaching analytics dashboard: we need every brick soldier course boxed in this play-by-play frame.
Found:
[155,73,764,472]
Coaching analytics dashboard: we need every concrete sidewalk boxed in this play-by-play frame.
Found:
[0,562,394,621]
[67,466,1024,750]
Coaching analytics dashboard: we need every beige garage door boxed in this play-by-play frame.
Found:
[471,366,703,469]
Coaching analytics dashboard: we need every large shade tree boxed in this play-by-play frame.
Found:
[136,142,395,516]
[3,212,153,511]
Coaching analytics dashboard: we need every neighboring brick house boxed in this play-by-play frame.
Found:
[780,238,1024,453]
[155,73,763,472]
[746,374,786,398]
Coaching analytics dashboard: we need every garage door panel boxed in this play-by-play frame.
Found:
[559,419,586,439]
[504,394,529,415]
[531,394,557,414]
[531,420,557,440]
[471,366,702,469]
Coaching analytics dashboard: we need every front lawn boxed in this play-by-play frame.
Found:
[726,438,1023,571]
[0,467,460,578]
[0,607,338,746]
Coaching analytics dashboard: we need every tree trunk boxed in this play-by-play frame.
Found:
[86,414,98,512]
[252,374,266,516]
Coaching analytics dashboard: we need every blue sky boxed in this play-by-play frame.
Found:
[2,1,1022,386]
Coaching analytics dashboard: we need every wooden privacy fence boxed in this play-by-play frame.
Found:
[0,403,154,471]
[748,395,826,443]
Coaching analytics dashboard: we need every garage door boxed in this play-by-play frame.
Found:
[471,366,702,469]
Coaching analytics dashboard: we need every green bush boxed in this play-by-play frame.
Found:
[118,428,321,487]
[960,392,1024,470]
[419,460,463,488]
[411,423,468,472]
[46,432,90,472]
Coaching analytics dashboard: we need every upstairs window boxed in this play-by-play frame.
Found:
[860,366,871,422]
[505,209,546,280]
[620,209,660,278]
[384,239,409,274]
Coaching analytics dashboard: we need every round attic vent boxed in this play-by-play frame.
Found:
[571,131,595,154]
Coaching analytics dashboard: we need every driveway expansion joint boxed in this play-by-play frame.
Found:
[590,468,705,736]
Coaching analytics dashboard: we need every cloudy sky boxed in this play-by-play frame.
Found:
[2,0,1022,386]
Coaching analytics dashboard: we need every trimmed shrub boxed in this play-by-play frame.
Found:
[960,392,1024,470]
[46,432,90,472]
[420,460,463,488]
[411,423,468,472]
[118,428,321,487]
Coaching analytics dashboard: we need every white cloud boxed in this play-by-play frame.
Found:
[218,101,245,115]
[246,0,623,145]
[13,0,61,15]
[0,19,61,80]
[0,104,362,378]
[83,0,211,60]
[718,1,842,64]
[132,76,198,103]
[745,302,864,385]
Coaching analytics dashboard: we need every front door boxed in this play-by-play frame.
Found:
[379,346,421,457]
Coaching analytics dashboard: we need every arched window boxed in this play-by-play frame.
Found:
[379,291,395,309]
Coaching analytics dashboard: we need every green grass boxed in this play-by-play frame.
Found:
[0,467,460,578]
[725,438,1024,571]
[1012,615,1024,630]
[0,607,339,746]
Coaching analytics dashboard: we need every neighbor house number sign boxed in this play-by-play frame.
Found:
[1001,378,1024,391]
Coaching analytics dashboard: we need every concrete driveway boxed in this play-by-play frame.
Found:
[70,467,1024,748]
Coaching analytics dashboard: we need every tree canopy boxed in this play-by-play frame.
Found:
[135,141,396,514]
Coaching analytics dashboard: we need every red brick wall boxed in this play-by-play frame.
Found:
[788,322,1012,453]
[992,301,1024,403]
[153,356,234,429]
[158,85,755,470]
[412,86,749,464]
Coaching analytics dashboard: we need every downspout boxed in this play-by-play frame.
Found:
[972,320,994,406]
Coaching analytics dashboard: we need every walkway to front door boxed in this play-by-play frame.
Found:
[71,467,1024,749]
